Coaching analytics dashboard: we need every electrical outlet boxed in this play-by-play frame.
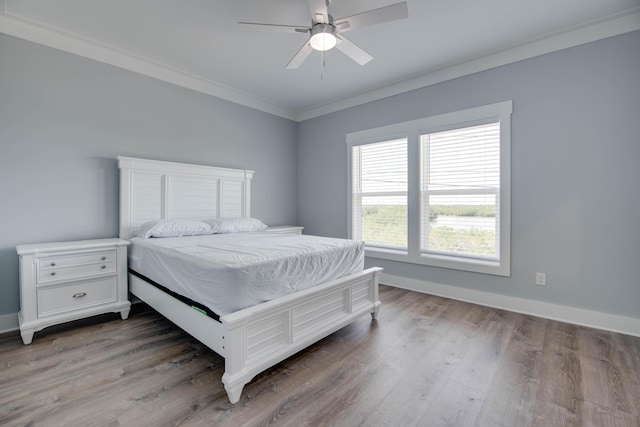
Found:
[536,272,546,286]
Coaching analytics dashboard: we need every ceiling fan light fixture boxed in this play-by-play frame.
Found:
[239,1,408,69]
[309,24,337,51]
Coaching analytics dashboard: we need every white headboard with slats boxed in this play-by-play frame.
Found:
[118,157,254,239]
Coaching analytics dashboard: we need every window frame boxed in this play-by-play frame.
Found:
[347,101,512,276]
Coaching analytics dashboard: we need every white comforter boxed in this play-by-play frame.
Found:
[128,232,365,316]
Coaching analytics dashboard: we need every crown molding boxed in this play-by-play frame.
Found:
[295,9,640,121]
[0,6,297,121]
[1,2,638,123]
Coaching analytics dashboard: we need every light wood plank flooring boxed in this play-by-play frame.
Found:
[1,285,639,427]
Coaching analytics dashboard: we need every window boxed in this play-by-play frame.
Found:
[347,101,512,276]
[352,138,408,249]
[421,122,500,260]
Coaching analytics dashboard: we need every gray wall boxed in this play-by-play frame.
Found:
[2,29,639,321]
[297,31,640,319]
[0,34,298,316]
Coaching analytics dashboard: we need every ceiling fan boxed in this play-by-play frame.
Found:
[238,0,409,69]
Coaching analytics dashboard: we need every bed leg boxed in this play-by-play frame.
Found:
[222,377,246,404]
[370,300,381,321]
[222,369,251,404]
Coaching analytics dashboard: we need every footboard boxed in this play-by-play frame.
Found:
[220,267,382,403]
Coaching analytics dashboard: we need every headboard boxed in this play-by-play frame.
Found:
[118,157,254,239]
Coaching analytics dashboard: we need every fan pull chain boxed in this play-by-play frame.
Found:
[320,50,325,80]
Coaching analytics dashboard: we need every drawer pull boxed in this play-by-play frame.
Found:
[101,265,106,269]
[73,292,87,298]
[101,256,106,261]
[50,272,56,276]
[50,262,56,267]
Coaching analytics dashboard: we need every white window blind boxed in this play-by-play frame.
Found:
[421,122,500,259]
[352,138,407,249]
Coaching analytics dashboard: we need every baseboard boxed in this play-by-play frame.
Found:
[0,312,19,335]
[381,273,640,338]
[4,279,639,338]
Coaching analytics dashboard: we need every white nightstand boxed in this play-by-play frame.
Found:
[264,226,304,235]
[16,238,131,344]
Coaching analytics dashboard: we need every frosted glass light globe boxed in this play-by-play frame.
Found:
[310,31,337,51]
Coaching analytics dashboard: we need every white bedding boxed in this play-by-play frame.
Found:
[128,232,365,316]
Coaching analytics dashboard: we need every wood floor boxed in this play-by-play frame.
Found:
[1,285,639,427]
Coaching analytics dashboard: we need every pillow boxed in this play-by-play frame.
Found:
[204,217,268,234]
[134,219,213,238]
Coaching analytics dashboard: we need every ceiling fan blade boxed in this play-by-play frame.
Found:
[238,22,309,33]
[286,42,314,69]
[307,0,329,24]
[335,34,373,65]
[334,2,408,33]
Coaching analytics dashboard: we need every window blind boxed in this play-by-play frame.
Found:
[421,122,500,259]
[352,138,407,249]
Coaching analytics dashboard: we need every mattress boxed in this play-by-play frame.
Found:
[128,232,365,316]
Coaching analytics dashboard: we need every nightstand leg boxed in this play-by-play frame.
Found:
[120,307,130,320]
[20,328,34,345]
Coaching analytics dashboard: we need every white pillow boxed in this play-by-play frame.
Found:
[134,219,213,238]
[205,217,267,233]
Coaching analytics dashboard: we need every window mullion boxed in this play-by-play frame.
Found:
[420,133,430,255]
[407,130,420,258]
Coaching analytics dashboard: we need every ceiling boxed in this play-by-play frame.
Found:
[1,0,639,121]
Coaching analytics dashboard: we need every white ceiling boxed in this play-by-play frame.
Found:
[1,0,639,121]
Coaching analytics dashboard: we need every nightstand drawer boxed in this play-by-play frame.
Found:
[37,277,117,317]
[37,251,116,284]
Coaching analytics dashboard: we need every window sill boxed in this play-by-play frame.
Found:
[364,247,510,277]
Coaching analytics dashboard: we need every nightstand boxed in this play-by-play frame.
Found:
[264,226,304,235]
[16,238,131,344]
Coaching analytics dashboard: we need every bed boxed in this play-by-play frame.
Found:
[118,156,382,404]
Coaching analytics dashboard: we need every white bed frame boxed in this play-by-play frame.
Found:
[118,156,382,404]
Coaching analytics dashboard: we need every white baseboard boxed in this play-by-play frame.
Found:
[0,313,19,335]
[382,273,640,338]
[3,278,639,338]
